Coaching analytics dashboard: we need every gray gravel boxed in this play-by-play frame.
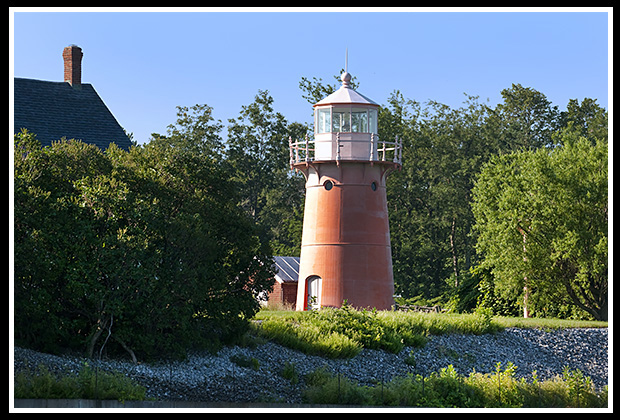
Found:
[13,327,608,403]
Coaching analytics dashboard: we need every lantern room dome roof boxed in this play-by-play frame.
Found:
[314,71,379,108]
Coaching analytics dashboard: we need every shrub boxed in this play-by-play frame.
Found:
[301,363,607,408]
[280,361,299,384]
[14,364,147,402]
[302,369,372,406]
[229,354,260,370]
[258,317,361,358]
[13,132,275,361]
[257,306,501,359]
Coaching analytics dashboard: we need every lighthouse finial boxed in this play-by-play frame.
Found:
[341,47,352,88]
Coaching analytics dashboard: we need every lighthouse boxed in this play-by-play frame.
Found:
[289,68,402,311]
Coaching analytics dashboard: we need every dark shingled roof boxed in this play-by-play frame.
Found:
[13,77,132,151]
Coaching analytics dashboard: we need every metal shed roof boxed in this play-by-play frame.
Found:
[273,256,300,283]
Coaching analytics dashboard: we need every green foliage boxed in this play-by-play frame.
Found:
[14,73,609,369]
[472,136,608,320]
[257,306,501,358]
[298,68,359,108]
[381,84,607,321]
[446,264,521,316]
[280,361,299,384]
[559,98,608,143]
[302,368,372,406]
[229,354,260,371]
[386,93,499,301]
[13,128,274,361]
[302,363,607,408]
[14,364,147,402]
[258,316,361,359]
[489,83,561,151]
[224,90,307,256]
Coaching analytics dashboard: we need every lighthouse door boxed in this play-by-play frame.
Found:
[306,276,322,310]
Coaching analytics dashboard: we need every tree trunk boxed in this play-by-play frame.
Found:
[518,226,530,318]
[450,217,459,287]
[523,284,530,318]
[87,317,108,359]
[114,336,138,364]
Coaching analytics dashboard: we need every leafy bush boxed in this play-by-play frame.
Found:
[13,131,274,361]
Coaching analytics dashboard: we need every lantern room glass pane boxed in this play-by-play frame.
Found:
[369,109,378,134]
[317,108,331,134]
[332,108,350,132]
[351,108,368,132]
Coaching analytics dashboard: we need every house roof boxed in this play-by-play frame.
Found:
[13,77,132,151]
[273,256,300,283]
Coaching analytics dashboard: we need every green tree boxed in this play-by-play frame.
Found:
[14,128,275,360]
[558,98,608,144]
[487,83,560,151]
[14,131,116,354]
[154,103,225,158]
[225,90,306,255]
[386,93,497,300]
[471,150,538,317]
[472,136,608,320]
[295,74,607,318]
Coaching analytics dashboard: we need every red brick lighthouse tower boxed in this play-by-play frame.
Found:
[289,68,402,311]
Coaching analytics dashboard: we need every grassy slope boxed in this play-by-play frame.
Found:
[253,307,606,358]
[255,308,608,329]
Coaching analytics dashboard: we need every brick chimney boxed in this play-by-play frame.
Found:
[63,45,83,88]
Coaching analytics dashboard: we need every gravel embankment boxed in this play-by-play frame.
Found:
[13,328,608,403]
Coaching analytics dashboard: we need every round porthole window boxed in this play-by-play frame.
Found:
[371,181,377,191]
[324,180,334,191]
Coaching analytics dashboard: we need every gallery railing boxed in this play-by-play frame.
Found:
[289,133,402,168]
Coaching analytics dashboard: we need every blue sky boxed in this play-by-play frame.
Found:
[10,8,611,145]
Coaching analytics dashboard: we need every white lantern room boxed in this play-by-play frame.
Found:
[313,71,380,161]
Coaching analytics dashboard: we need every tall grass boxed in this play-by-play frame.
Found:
[255,306,607,360]
[493,316,608,329]
[302,363,608,408]
[256,304,502,358]
[14,363,147,402]
[257,317,361,358]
